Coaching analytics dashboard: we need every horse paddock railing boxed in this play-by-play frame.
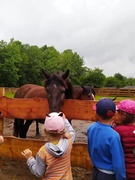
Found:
[95,88,135,97]
[0,96,100,171]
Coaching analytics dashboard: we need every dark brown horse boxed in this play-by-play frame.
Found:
[13,70,95,138]
[13,69,73,138]
[73,85,95,100]
[35,85,95,134]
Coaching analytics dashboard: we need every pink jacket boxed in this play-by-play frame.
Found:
[115,125,135,180]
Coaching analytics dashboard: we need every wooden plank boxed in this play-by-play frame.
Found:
[0,136,92,171]
[0,87,5,96]
[0,96,97,120]
[0,119,3,135]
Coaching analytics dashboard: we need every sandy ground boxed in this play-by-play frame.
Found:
[0,118,94,180]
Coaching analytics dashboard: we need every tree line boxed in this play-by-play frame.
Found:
[0,38,135,88]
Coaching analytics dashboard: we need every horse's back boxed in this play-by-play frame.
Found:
[14,84,37,98]
[24,85,46,98]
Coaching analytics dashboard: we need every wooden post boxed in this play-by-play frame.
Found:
[0,118,4,135]
[0,118,4,170]
[0,87,5,96]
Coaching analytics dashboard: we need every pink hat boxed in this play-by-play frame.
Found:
[44,112,65,134]
[116,99,135,115]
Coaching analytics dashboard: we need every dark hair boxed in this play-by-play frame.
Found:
[117,110,135,125]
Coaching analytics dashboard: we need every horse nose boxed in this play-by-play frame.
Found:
[49,104,60,113]
[88,93,95,100]
[92,94,95,100]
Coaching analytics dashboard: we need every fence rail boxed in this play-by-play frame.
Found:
[2,87,135,97]
[95,88,135,97]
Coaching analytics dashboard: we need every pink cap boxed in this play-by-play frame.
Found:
[44,112,65,134]
[116,99,135,115]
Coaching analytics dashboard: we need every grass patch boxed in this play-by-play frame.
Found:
[5,93,14,98]
[95,96,134,101]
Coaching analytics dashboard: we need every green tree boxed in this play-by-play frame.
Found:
[59,49,86,85]
[105,76,121,87]
[82,68,106,87]
[0,39,23,86]
[25,45,44,85]
[114,73,126,87]
[125,77,135,86]
[41,46,61,73]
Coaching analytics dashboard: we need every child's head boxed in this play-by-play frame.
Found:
[116,99,135,124]
[44,112,65,136]
[94,98,116,120]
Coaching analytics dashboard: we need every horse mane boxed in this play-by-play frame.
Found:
[65,78,73,99]
[45,73,66,87]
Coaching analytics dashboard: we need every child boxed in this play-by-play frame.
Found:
[114,99,135,180]
[21,112,75,180]
[87,98,126,180]
[0,135,4,144]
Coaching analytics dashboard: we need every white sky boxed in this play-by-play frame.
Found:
[1,0,135,77]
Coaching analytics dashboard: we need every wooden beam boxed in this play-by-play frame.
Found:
[0,119,3,135]
[0,96,98,120]
[0,136,92,171]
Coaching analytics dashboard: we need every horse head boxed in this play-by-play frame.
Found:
[42,69,73,113]
[80,85,96,100]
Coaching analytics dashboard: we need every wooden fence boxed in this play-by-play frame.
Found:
[3,87,135,98]
[95,88,135,97]
[0,91,134,172]
[0,96,100,171]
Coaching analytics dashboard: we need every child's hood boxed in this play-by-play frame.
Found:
[45,138,68,157]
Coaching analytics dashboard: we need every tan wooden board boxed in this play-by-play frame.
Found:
[0,136,92,171]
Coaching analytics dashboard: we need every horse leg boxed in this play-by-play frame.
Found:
[36,121,39,135]
[13,118,24,137]
[20,120,33,138]
[36,119,45,135]
[13,119,19,137]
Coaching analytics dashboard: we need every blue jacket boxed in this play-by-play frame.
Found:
[87,121,126,180]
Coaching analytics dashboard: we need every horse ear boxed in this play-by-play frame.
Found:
[58,112,63,117]
[62,69,69,79]
[46,114,50,117]
[81,85,86,91]
[41,69,50,79]
[112,97,117,101]
[81,85,85,89]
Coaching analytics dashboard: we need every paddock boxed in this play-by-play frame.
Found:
[0,96,120,179]
[0,98,97,162]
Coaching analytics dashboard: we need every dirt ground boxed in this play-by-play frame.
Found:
[0,119,94,180]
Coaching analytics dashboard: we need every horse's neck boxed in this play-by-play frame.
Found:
[65,90,73,99]
[65,82,74,99]
[72,88,82,99]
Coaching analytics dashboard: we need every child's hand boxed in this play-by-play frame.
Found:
[0,135,4,144]
[110,120,117,127]
[59,112,66,120]
[62,113,66,119]
[21,148,33,160]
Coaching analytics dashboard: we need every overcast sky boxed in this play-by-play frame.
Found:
[1,0,135,78]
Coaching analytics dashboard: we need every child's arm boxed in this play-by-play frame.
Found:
[63,117,75,143]
[21,147,46,178]
[0,135,4,144]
